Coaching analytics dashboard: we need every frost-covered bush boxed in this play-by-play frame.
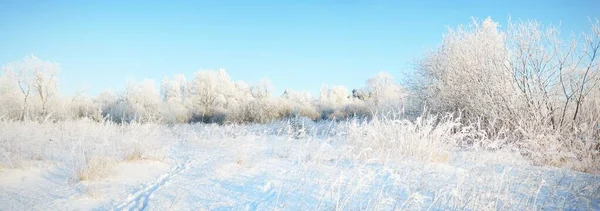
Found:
[413,17,600,172]
[319,85,350,119]
[280,89,320,120]
[345,113,470,163]
[227,98,281,124]
[318,72,407,121]
[0,119,167,180]
[413,17,513,125]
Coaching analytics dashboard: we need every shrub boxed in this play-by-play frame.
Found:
[345,113,471,163]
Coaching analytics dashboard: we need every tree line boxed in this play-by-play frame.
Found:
[0,58,406,124]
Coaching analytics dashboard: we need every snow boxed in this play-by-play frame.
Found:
[1,122,599,210]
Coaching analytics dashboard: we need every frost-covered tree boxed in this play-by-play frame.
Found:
[124,79,161,123]
[190,69,237,122]
[233,81,254,103]
[415,17,514,125]
[173,74,189,105]
[351,88,369,101]
[0,72,21,120]
[66,92,101,121]
[160,75,190,123]
[160,76,182,104]
[1,55,60,121]
[281,89,319,120]
[319,85,349,109]
[226,79,282,124]
[96,90,125,122]
[414,17,600,171]
[366,72,406,108]
[505,19,600,129]
[251,79,273,99]
[318,85,351,119]
[332,72,407,119]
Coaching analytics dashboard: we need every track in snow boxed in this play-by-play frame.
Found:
[113,161,193,211]
[245,180,277,211]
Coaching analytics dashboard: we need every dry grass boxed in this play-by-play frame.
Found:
[1,116,598,209]
[0,119,167,182]
[344,114,465,163]
[74,155,115,182]
[123,141,145,161]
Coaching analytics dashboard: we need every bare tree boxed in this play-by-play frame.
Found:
[505,18,600,130]
[1,55,59,121]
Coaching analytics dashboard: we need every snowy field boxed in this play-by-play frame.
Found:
[1,16,599,211]
[1,118,598,210]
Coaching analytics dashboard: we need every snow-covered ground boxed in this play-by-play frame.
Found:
[1,120,599,210]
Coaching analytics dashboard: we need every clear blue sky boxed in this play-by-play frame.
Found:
[0,0,598,96]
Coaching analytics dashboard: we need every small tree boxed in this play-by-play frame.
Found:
[1,55,60,121]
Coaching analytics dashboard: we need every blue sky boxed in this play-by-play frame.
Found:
[0,0,598,96]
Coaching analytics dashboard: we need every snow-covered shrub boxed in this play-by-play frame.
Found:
[319,85,351,119]
[280,89,320,120]
[0,119,167,181]
[96,90,140,124]
[339,99,373,120]
[283,114,314,139]
[345,113,469,163]
[72,154,115,181]
[96,80,162,124]
[227,98,281,124]
[515,119,600,173]
[0,120,46,168]
[119,122,166,161]
[319,72,406,121]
